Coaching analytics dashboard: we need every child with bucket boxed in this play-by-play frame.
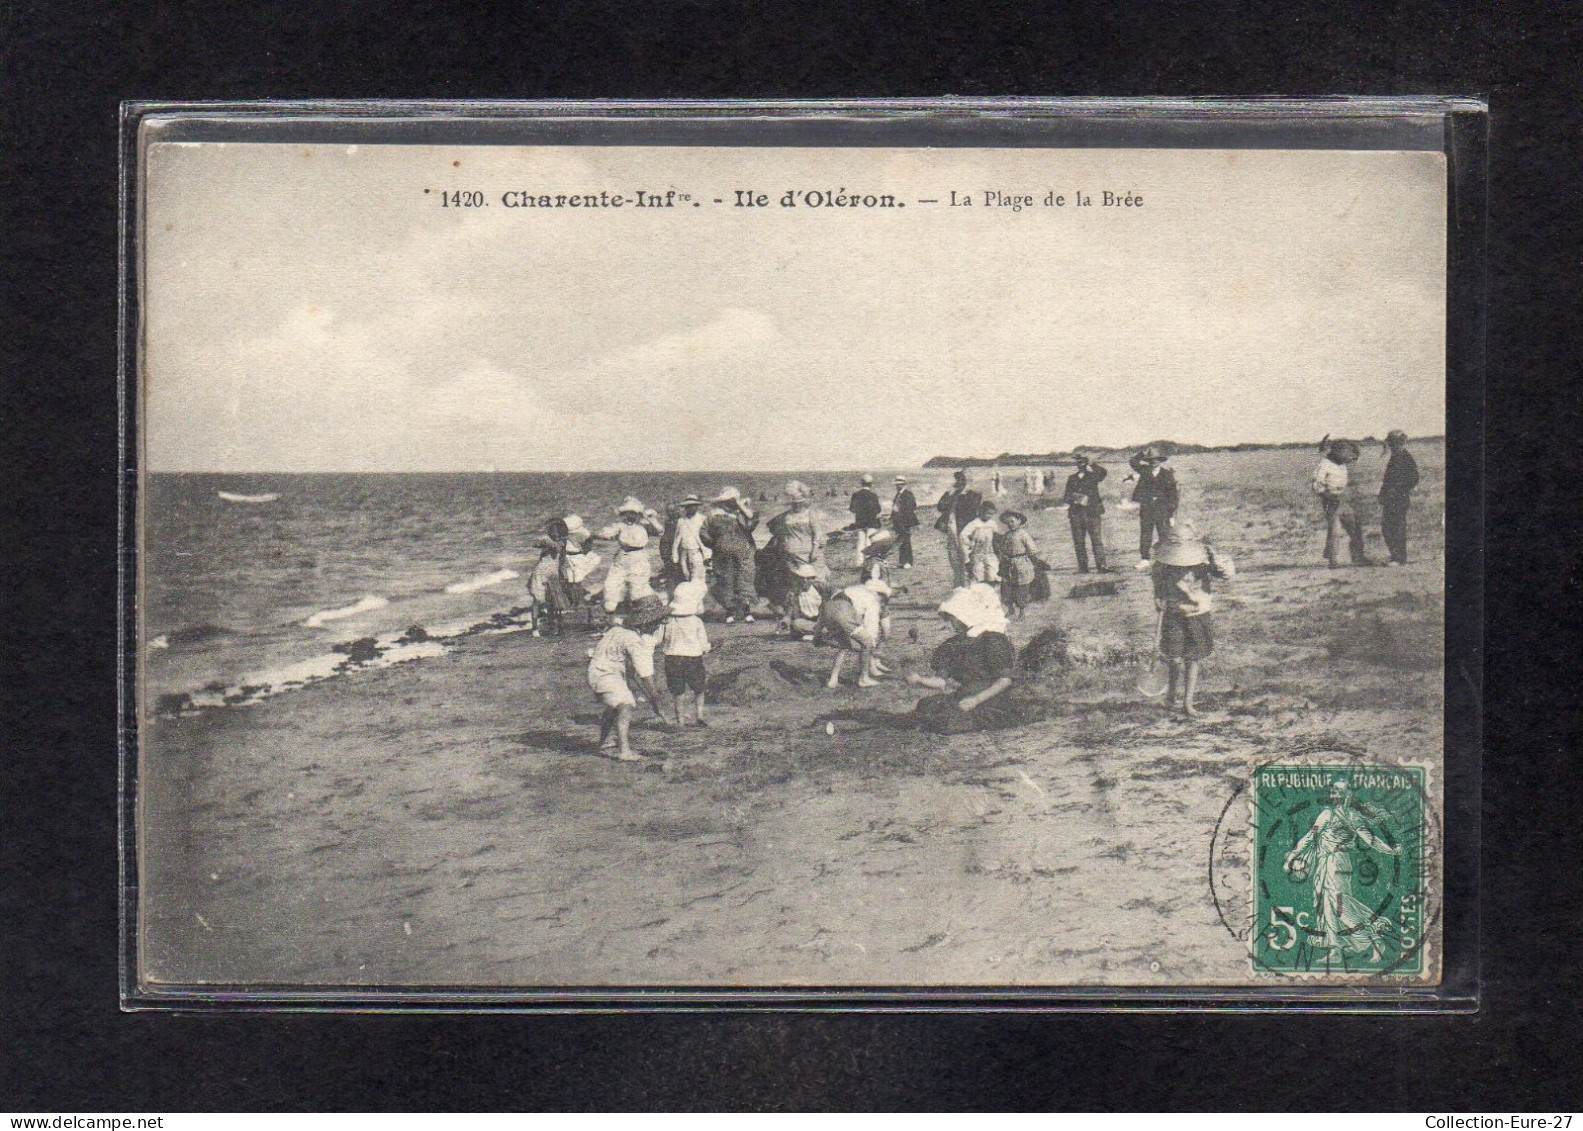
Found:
[1148,522,1233,718]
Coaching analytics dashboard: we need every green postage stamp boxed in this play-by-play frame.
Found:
[1251,763,1433,978]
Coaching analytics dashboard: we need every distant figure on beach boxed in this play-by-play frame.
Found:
[1023,466,1043,496]
[890,476,918,570]
[1150,523,1233,718]
[1379,430,1421,566]
[959,499,1003,584]
[671,494,709,582]
[1129,446,1179,569]
[997,510,1042,619]
[587,594,669,761]
[661,580,712,728]
[1312,438,1368,568]
[595,498,664,614]
[703,486,759,623]
[907,584,1017,734]
[819,576,893,689]
[935,470,983,588]
[1063,454,1109,573]
[847,474,883,565]
[991,469,1003,496]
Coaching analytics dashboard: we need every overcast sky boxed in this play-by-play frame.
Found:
[143,143,1446,472]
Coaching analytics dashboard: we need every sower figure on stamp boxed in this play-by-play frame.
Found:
[1283,779,1402,962]
[890,476,918,569]
[1063,454,1109,573]
[1378,430,1420,566]
[934,470,982,588]
[1312,437,1369,568]
[1129,446,1178,570]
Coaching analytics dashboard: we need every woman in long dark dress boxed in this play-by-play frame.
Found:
[906,584,1019,734]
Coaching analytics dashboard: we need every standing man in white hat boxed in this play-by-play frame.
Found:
[847,473,883,566]
[672,494,709,581]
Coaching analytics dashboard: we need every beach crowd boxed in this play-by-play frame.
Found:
[522,436,1423,760]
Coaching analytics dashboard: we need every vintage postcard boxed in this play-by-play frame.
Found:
[133,130,1449,995]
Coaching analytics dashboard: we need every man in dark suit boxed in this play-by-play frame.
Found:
[847,473,883,565]
[1128,446,1179,568]
[1379,430,1421,565]
[1063,455,1109,572]
[934,470,983,586]
[890,476,919,569]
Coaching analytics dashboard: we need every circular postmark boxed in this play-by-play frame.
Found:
[1208,743,1442,980]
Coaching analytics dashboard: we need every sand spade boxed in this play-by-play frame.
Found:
[1136,608,1170,699]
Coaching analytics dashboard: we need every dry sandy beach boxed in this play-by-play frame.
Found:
[139,445,1444,989]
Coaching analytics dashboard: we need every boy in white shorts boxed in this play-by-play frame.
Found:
[586,594,669,761]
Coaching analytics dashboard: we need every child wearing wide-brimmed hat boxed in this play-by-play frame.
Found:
[997,510,1042,618]
[672,494,709,582]
[1150,523,1234,717]
[587,594,670,760]
[595,497,664,614]
[661,580,713,727]
[783,559,826,639]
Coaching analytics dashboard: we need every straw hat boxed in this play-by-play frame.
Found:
[1001,509,1028,526]
[617,496,646,515]
[668,580,707,617]
[785,480,811,502]
[622,594,669,628]
[1138,445,1165,463]
[860,473,874,485]
[862,530,897,557]
[563,514,589,538]
[894,475,908,484]
[680,494,702,507]
[712,486,743,506]
[1152,524,1209,567]
[789,560,819,579]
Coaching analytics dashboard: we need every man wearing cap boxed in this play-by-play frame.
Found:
[595,498,665,613]
[1128,446,1179,569]
[703,487,759,623]
[1378,430,1420,566]
[890,476,919,569]
[848,474,883,566]
[934,470,983,587]
[1312,439,1369,568]
[1063,455,1110,573]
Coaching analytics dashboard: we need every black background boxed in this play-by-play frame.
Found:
[3,0,1579,1111]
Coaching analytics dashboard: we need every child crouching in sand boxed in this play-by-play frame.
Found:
[782,560,826,640]
[586,594,670,761]
[818,576,893,688]
[1150,523,1234,718]
[662,580,712,727]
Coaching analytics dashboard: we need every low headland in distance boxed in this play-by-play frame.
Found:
[923,435,1445,468]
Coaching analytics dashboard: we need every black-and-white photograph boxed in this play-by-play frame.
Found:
[133,131,1449,993]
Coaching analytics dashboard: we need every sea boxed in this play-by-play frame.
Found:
[142,471,937,714]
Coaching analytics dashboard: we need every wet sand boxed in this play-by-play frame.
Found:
[139,447,1445,988]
